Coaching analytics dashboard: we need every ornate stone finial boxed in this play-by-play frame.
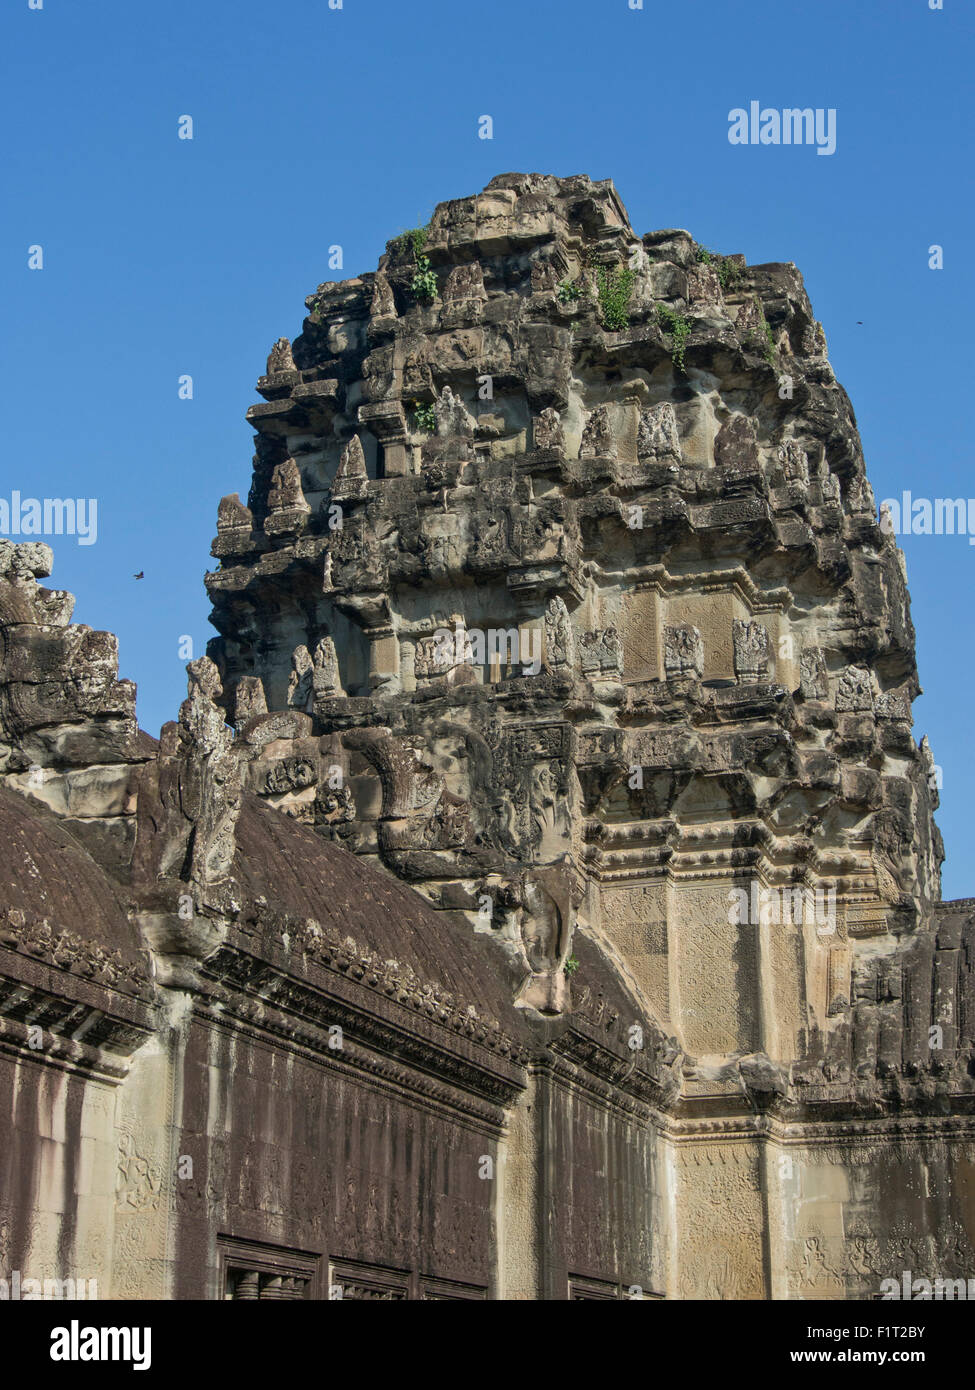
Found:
[212,494,257,561]
[835,666,874,713]
[799,647,829,701]
[664,624,704,678]
[579,628,623,679]
[637,403,682,462]
[178,657,232,769]
[370,270,396,320]
[332,435,369,502]
[147,654,243,914]
[266,337,295,375]
[312,635,343,700]
[544,595,574,671]
[534,407,565,456]
[234,676,267,726]
[580,405,616,459]
[287,645,314,713]
[601,627,622,677]
[265,459,311,536]
[186,656,223,706]
[216,494,253,535]
[733,620,771,683]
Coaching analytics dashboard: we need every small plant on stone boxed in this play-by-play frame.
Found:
[557,278,585,305]
[393,224,437,302]
[748,297,777,365]
[596,264,636,331]
[717,257,742,291]
[563,954,580,977]
[411,255,438,301]
[697,245,742,293]
[394,226,428,259]
[657,304,691,374]
[411,400,437,433]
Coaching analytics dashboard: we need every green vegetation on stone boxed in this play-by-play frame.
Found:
[596,264,636,331]
[657,303,691,374]
[411,401,437,433]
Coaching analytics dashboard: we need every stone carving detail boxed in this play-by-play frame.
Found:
[835,666,875,713]
[130,653,244,955]
[686,262,721,307]
[332,436,369,502]
[875,688,910,721]
[664,624,704,678]
[216,493,253,535]
[820,469,841,504]
[178,657,242,890]
[262,757,316,796]
[715,415,759,472]
[580,405,616,459]
[637,403,682,461]
[434,385,476,439]
[282,916,526,1062]
[579,627,622,678]
[234,675,267,725]
[370,270,396,319]
[799,647,829,700]
[533,407,565,455]
[266,337,295,375]
[509,862,577,1015]
[116,1133,161,1212]
[266,459,311,532]
[0,538,52,586]
[733,620,771,682]
[312,635,343,700]
[778,440,810,485]
[544,595,574,671]
[317,782,355,824]
[413,629,475,681]
[847,474,877,516]
[0,909,147,997]
[443,262,486,304]
[287,645,314,712]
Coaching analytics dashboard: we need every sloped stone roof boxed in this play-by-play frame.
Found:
[0,785,150,982]
[232,794,528,1027]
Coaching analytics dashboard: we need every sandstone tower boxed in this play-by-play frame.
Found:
[1,174,972,1300]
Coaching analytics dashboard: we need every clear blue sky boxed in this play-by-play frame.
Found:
[2,0,971,897]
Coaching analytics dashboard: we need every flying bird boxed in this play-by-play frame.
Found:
[133,571,144,579]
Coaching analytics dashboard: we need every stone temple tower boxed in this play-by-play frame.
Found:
[4,175,971,1301]
[198,174,973,1296]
